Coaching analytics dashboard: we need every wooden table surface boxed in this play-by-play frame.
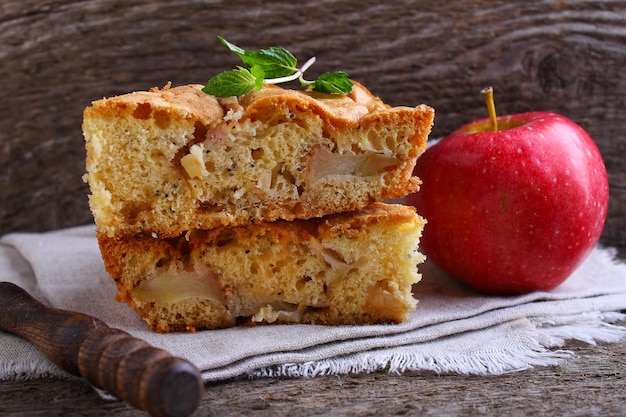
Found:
[1,1,625,416]
[2,331,626,416]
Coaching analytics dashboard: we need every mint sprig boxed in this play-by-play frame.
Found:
[308,72,354,95]
[203,36,353,97]
[203,66,264,97]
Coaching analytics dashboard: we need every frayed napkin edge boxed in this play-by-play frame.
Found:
[246,311,626,379]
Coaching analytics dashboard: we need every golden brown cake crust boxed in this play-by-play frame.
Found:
[84,82,434,239]
[84,84,225,127]
[238,80,389,126]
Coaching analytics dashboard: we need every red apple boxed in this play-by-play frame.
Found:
[407,89,609,294]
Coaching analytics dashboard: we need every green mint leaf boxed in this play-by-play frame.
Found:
[202,67,260,97]
[250,65,265,90]
[218,36,246,56]
[251,47,298,78]
[310,72,353,94]
[218,36,297,79]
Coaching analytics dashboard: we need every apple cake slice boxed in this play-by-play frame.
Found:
[98,203,426,332]
[83,82,433,239]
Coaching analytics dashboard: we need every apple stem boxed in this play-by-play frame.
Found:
[481,86,498,132]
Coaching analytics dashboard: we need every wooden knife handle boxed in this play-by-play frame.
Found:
[0,282,202,417]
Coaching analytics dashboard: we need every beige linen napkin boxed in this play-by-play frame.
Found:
[1,225,625,381]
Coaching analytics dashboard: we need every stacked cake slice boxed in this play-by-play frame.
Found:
[83,81,434,332]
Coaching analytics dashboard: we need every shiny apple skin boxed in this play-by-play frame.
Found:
[407,112,609,294]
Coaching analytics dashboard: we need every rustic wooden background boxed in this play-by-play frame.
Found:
[1,0,625,258]
[1,1,626,416]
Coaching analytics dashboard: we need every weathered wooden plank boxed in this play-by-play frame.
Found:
[1,336,625,416]
[1,0,624,257]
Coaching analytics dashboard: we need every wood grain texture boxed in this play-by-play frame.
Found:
[1,0,625,257]
[1,333,625,417]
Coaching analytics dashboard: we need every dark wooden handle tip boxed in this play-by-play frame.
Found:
[79,331,202,417]
[142,357,204,417]
[0,282,202,417]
